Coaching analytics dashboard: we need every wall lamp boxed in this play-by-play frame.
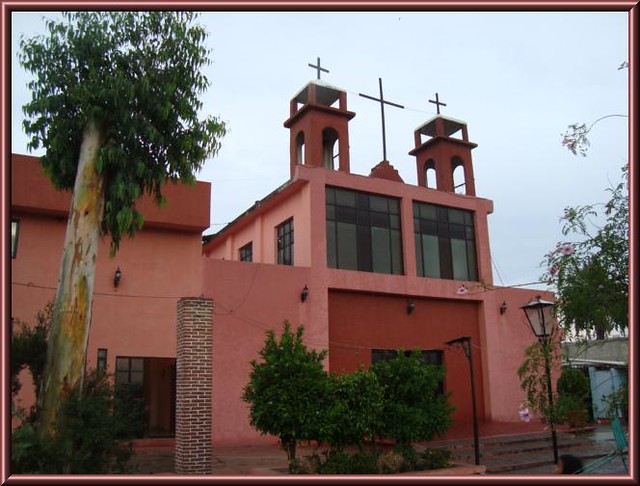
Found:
[113,267,122,288]
[500,301,507,315]
[406,299,416,315]
[301,285,309,302]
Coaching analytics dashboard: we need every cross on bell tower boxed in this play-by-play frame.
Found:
[429,92,447,115]
[308,57,329,80]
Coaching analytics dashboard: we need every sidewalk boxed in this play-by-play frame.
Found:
[127,420,630,476]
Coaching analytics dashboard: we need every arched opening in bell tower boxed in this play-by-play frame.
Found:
[452,157,466,194]
[322,127,339,170]
[296,131,305,165]
[425,159,437,189]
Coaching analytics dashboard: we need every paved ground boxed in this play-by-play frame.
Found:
[126,421,631,477]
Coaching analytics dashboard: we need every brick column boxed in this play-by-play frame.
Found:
[175,297,213,474]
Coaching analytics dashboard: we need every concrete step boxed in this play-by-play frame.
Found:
[425,431,615,474]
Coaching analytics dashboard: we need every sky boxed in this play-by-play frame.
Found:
[10,10,629,291]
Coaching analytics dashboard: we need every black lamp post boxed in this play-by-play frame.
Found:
[520,295,558,464]
[445,336,480,466]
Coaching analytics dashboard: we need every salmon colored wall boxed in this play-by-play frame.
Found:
[11,154,210,231]
[11,155,208,415]
[328,290,485,425]
[202,258,315,444]
[478,287,557,422]
[11,215,204,373]
[205,180,313,267]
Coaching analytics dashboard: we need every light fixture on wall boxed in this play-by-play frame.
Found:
[113,267,122,288]
[301,285,309,302]
[406,299,416,315]
[500,301,508,315]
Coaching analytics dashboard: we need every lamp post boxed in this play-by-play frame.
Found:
[520,295,558,464]
[445,336,480,465]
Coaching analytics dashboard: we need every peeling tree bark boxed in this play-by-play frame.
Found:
[39,119,105,437]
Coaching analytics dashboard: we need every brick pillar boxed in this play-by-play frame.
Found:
[175,297,213,474]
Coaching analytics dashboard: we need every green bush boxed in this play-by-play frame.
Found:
[371,350,454,444]
[556,367,591,429]
[323,369,384,451]
[393,443,418,472]
[11,370,133,474]
[377,450,404,474]
[420,447,453,470]
[242,321,329,462]
[603,382,628,421]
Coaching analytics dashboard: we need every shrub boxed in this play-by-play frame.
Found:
[556,367,591,430]
[323,369,384,451]
[371,350,454,444]
[420,447,453,470]
[11,370,133,474]
[377,450,404,474]
[243,321,329,462]
[393,443,418,472]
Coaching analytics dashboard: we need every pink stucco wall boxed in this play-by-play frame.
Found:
[11,155,209,416]
[203,161,556,443]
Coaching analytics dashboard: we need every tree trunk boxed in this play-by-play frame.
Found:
[39,119,105,437]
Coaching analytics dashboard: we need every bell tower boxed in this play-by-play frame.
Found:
[409,115,478,196]
[284,80,355,178]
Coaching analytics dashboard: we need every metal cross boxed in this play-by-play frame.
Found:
[429,92,447,115]
[308,57,329,80]
[359,78,405,161]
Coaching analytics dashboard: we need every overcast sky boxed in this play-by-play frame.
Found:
[11,11,629,291]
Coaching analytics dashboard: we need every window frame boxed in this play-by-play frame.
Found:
[413,201,477,281]
[326,186,403,275]
[239,241,253,262]
[276,218,294,266]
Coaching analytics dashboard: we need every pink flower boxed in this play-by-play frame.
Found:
[456,284,468,295]
[560,243,574,256]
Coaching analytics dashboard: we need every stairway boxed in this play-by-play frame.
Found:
[425,430,616,474]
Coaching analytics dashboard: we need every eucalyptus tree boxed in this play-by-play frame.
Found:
[19,11,226,435]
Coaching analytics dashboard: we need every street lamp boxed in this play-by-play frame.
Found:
[445,336,480,466]
[520,295,558,464]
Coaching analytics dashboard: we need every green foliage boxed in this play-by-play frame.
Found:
[377,450,405,474]
[556,368,591,430]
[242,321,329,462]
[518,340,562,425]
[393,443,419,472]
[12,370,133,474]
[11,302,52,398]
[541,164,628,340]
[420,447,453,470]
[603,381,628,421]
[557,367,590,399]
[19,11,226,254]
[323,369,384,451]
[114,383,146,439]
[290,445,453,474]
[371,350,454,444]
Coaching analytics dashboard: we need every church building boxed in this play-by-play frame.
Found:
[200,78,554,443]
[11,76,554,446]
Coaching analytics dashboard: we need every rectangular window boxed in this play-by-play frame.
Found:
[239,242,253,262]
[413,202,477,281]
[326,187,403,275]
[115,357,144,385]
[371,349,444,395]
[11,220,20,258]
[276,219,294,266]
[97,348,108,373]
